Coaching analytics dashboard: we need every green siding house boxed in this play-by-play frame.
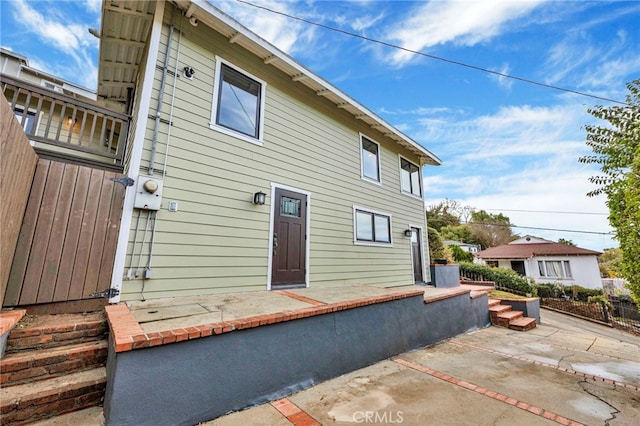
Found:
[101,0,441,302]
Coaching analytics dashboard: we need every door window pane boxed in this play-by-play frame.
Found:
[280,197,301,217]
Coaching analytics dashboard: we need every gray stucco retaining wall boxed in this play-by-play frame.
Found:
[104,292,490,426]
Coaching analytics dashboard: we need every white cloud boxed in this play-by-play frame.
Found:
[385,0,544,66]
[417,101,615,251]
[215,0,314,55]
[10,0,98,89]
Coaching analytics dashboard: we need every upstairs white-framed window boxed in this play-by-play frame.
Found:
[13,106,37,134]
[360,135,381,185]
[353,206,392,246]
[211,57,266,144]
[538,260,572,278]
[399,156,422,198]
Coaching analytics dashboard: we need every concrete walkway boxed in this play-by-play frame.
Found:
[207,309,640,426]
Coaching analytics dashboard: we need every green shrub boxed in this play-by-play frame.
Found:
[450,245,474,263]
[459,262,532,294]
[427,227,447,262]
[535,283,603,301]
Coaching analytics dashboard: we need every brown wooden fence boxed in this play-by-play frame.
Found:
[1,93,39,307]
[4,159,125,306]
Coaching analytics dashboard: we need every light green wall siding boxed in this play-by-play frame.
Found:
[120,7,431,300]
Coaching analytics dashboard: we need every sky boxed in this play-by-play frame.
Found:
[1,0,638,251]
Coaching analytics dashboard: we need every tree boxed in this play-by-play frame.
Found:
[558,238,576,246]
[579,79,640,305]
[426,199,461,231]
[427,227,448,262]
[598,248,624,278]
[468,210,515,249]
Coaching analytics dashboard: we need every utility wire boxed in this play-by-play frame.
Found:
[482,208,608,216]
[465,221,614,236]
[236,0,630,106]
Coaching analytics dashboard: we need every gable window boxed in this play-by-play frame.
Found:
[354,207,392,245]
[400,157,421,197]
[360,136,381,184]
[538,260,572,278]
[211,59,265,143]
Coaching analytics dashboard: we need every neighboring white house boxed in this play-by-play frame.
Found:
[444,240,480,254]
[476,236,602,289]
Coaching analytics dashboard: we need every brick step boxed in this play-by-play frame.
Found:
[488,304,512,323]
[6,313,107,353]
[0,367,106,426]
[487,298,501,308]
[0,341,108,387]
[495,310,523,328]
[509,316,537,332]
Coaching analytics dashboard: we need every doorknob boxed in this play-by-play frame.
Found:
[273,233,278,255]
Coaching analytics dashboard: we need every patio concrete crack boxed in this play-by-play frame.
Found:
[586,337,597,352]
[578,379,620,426]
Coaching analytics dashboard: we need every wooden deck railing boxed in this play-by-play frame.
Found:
[1,74,129,170]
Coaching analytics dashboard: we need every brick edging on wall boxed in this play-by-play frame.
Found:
[0,310,26,336]
[106,289,426,353]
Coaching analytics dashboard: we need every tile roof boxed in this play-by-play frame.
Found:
[477,242,601,259]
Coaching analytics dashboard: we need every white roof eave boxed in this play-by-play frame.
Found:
[182,0,441,166]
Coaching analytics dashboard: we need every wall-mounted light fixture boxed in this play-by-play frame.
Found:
[67,116,77,128]
[253,191,266,205]
[183,66,195,79]
[404,229,413,238]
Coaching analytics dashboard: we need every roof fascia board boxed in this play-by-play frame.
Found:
[187,0,441,166]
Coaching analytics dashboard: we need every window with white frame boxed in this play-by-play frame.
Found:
[360,136,381,183]
[400,157,421,197]
[211,59,265,142]
[354,207,391,245]
[13,107,37,133]
[538,260,572,278]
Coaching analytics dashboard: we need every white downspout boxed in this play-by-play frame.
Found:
[109,1,166,303]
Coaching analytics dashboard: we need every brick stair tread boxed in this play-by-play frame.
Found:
[0,367,106,407]
[488,305,512,314]
[487,299,501,307]
[509,317,536,327]
[11,312,105,331]
[29,406,104,426]
[1,340,107,368]
[497,310,523,320]
[1,341,108,387]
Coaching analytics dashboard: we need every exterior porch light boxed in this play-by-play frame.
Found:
[253,191,266,205]
[404,229,412,238]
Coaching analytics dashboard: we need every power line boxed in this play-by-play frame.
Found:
[482,208,608,216]
[236,0,630,106]
[466,221,614,236]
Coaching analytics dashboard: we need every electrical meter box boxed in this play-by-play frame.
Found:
[133,175,164,210]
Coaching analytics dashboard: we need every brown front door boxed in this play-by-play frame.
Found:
[411,227,424,283]
[271,188,307,287]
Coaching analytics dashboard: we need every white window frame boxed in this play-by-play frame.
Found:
[13,104,41,141]
[210,57,266,145]
[353,205,393,246]
[398,155,422,199]
[360,134,382,185]
[537,260,573,279]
